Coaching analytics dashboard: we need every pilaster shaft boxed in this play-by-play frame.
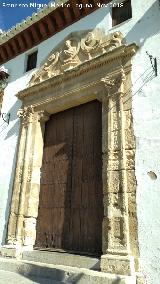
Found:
[100,70,137,275]
[7,124,27,244]
[23,111,50,246]
[7,107,50,246]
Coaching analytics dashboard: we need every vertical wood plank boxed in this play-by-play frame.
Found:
[36,101,103,255]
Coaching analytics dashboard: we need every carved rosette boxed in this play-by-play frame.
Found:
[17,105,34,127]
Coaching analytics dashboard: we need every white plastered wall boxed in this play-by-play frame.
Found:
[0,1,160,283]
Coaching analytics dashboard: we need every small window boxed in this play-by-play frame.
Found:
[26,50,38,72]
[112,0,132,27]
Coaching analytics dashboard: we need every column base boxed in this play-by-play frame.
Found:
[136,273,146,284]
[0,244,33,259]
[0,244,22,258]
[100,254,135,276]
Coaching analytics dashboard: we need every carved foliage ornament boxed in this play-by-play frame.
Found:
[37,110,50,122]
[17,107,50,128]
[101,71,126,96]
[17,105,34,126]
[29,30,124,86]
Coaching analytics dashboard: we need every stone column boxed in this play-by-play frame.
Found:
[100,69,138,275]
[23,111,50,247]
[5,107,50,256]
[15,106,35,244]
[7,106,34,245]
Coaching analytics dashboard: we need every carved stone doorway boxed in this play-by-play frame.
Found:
[5,29,140,277]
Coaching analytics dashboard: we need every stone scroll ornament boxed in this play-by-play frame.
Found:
[30,52,60,85]
[81,32,101,59]
[29,30,124,87]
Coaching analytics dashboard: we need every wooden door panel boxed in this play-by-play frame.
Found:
[36,100,103,255]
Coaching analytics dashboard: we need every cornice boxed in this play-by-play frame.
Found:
[0,0,68,44]
[17,43,138,100]
[0,0,113,65]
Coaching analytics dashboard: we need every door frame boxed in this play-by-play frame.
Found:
[5,30,139,276]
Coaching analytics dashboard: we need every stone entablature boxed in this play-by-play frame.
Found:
[5,29,142,280]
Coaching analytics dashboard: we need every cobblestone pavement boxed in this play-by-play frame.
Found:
[0,270,64,284]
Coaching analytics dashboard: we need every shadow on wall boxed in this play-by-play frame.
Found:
[4,100,21,140]
[2,100,21,245]
[126,1,160,47]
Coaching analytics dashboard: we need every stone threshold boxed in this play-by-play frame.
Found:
[22,249,101,270]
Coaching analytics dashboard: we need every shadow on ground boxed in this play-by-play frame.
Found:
[17,261,125,283]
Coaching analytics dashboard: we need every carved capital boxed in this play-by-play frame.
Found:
[37,110,50,122]
[101,71,125,96]
[17,105,34,127]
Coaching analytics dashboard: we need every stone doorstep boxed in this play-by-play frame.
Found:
[22,250,100,270]
[0,257,137,284]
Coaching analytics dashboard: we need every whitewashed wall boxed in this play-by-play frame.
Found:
[0,0,160,283]
[110,1,160,284]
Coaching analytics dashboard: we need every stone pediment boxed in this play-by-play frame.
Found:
[29,29,124,86]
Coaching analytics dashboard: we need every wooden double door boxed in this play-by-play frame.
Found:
[35,100,103,255]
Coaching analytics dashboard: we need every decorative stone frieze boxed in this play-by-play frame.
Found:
[29,30,124,86]
[5,29,141,281]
